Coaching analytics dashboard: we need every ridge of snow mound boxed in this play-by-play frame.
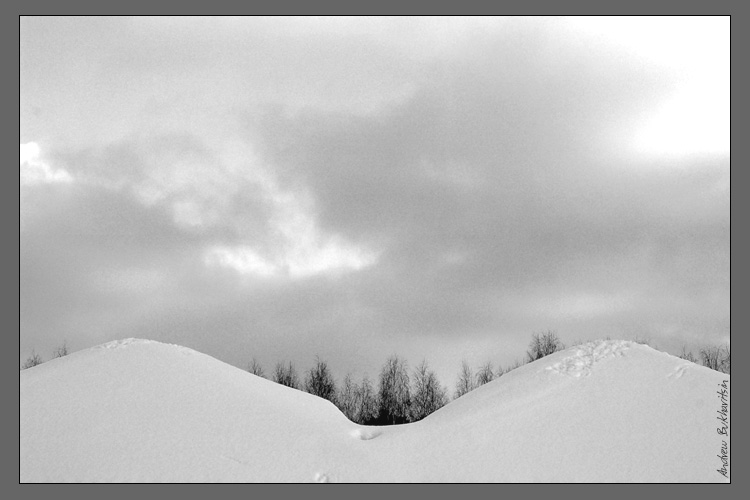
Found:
[94,337,155,349]
[546,339,631,378]
[93,337,199,355]
[21,338,729,482]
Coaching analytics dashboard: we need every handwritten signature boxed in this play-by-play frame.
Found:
[715,380,729,479]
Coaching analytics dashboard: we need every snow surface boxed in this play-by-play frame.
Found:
[20,338,730,482]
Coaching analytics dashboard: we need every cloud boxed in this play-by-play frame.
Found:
[238,25,729,352]
[20,18,729,382]
[20,142,72,186]
[201,157,380,279]
[19,180,198,349]
[49,131,379,280]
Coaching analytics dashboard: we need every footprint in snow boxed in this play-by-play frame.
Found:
[349,428,381,440]
[667,364,691,379]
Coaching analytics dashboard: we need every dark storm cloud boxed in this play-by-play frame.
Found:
[243,30,729,347]
[248,30,678,247]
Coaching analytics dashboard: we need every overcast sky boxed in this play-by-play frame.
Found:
[20,17,729,385]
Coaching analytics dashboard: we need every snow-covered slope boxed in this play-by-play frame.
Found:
[20,338,730,482]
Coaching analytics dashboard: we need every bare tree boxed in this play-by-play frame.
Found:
[505,358,524,373]
[700,344,730,374]
[476,361,495,386]
[356,374,379,425]
[377,355,411,425]
[700,345,723,372]
[454,360,475,399]
[678,345,697,363]
[337,373,359,422]
[304,357,337,404]
[410,360,448,422]
[722,344,730,374]
[53,341,68,358]
[248,358,265,378]
[496,364,505,378]
[273,361,300,389]
[527,331,564,362]
[21,350,43,370]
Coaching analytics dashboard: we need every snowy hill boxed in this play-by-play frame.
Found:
[20,338,730,482]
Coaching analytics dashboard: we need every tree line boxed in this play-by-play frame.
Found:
[248,331,568,425]
[19,341,68,370]
[679,343,730,375]
[247,331,731,425]
[21,333,730,423]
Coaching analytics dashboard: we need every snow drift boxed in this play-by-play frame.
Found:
[20,338,730,482]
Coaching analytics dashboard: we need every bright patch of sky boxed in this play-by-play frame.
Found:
[20,142,72,186]
[205,172,379,279]
[566,16,729,160]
